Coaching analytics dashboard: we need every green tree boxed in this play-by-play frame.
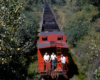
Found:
[51,0,56,4]
[0,0,39,79]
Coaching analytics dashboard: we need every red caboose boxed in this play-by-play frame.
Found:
[37,3,69,80]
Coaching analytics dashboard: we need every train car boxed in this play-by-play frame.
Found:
[37,3,69,80]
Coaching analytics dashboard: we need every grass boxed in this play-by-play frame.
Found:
[28,61,38,74]
[27,60,40,80]
[52,6,68,31]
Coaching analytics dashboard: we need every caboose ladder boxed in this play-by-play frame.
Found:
[56,47,62,68]
[56,47,61,56]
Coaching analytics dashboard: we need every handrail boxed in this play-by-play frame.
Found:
[38,61,62,65]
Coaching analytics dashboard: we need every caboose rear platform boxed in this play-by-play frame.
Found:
[38,47,69,80]
[40,69,68,79]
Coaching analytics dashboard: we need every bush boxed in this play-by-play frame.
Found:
[64,4,99,47]
[25,6,33,11]
[0,0,42,80]
[94,25,100,32]
[53,9,59,20]
[82,4,95,12]
[94,67,100,80]
[65,19,89,47]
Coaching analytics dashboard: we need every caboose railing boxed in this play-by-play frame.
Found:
[38,61,67,72]
[38,61,44,72]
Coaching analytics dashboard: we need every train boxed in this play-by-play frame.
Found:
[37,2,69,80]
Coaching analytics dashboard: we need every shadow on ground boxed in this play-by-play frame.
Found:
[67,49,79,79]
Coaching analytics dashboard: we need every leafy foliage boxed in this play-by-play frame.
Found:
[94,25,100,32]
[64,4,99,47]
[0,0,42,80]
[0,0,26,79]
[65,20,89,47]
[94,67,100,80]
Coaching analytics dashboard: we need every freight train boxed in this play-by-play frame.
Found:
[37,2,69,80]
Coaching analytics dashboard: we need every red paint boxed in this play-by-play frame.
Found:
[39,34,66,43]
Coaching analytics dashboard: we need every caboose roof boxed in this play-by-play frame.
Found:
[38,42,68,49]
[40,31,64,36]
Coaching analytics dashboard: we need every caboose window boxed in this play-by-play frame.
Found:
[58,37,63,40]
[42,37,47,41]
